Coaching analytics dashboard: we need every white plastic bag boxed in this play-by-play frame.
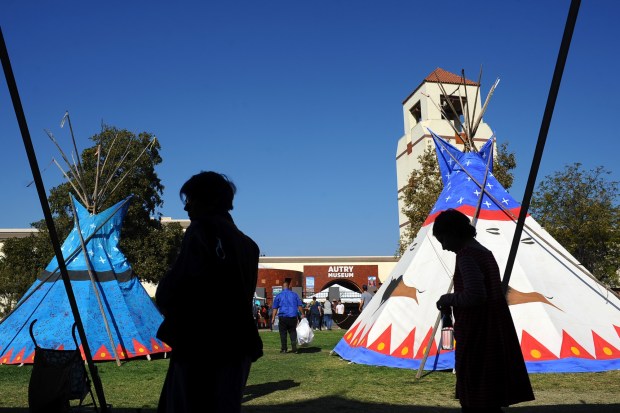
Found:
[296,318,314,346]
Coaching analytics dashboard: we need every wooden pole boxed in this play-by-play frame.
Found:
[0,27,109,412]
[502,0,581,293]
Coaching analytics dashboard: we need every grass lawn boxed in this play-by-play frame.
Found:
[0,328,619,412]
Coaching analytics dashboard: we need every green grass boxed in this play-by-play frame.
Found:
[0,329,619,412]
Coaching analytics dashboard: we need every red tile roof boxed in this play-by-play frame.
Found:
[425,67,478,86]
[403,67,479,104]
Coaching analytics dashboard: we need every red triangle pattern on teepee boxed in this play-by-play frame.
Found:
[592,331,620,360]
[357,325,371,348]
[24,349,36,364]
[344,322,361,345]
[117,343,133,359]
[151,338,165,352]
[521,331,557,361]
[614,325,620,338]
[415,327,438,359]
[559,331,594,359]
[92,344,113,361]
[10,347,26,364]
[132,339,148,356]
[391,327,416,359]
[368,325,392,354]
[0,349,13,364]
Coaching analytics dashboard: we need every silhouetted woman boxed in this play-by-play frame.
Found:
[433,208,534,413]
[156,171,262,413]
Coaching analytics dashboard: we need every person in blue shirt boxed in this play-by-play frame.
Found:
[271,281,305,353]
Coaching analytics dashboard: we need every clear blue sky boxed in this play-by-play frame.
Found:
[0,1,617,257]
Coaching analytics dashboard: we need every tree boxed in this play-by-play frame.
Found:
[397,140,516,255]
[0,125,184,309]
[0,222,52,316]
[530,163,620,287]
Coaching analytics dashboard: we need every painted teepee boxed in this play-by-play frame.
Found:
[0,114,169,364]
[0,195,169,364]
[334,129,620,373]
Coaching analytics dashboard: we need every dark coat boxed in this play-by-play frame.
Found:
[444,244,534,408]
[156,212,262,363]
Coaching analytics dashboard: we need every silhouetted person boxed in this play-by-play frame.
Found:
[271,281,304,353]
[156,171,262,413]
[433,209,534,413]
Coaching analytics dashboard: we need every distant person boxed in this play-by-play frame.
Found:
[322,298,333,330]
[335,300,345,315]
[155,171,262,413]
[359,284,373,312]
[271,281,304,353]
[433,208,534,412]
[309,296,323,330]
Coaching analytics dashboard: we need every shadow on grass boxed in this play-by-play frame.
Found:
[243,379,300,403]
[0,399,617,413]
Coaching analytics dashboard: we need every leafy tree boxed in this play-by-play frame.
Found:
[530,163,620,287]
[397,140,516,255]
[0,125,184,309]
[0,223,52,316]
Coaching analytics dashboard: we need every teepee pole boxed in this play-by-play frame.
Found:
[502,0,581,293]
[0,197,132,331]
[0,26,110,412]
[70,198,122,366]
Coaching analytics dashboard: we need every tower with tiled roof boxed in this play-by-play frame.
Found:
[396,68,496,238]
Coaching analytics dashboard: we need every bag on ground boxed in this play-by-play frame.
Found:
[296,318,314,345]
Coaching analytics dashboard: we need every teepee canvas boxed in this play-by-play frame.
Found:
[334,130,620,373]
[0,195,169,365]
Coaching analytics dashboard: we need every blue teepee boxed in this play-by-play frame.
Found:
[0,195,169,364]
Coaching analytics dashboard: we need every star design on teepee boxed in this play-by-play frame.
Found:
[502,198,509,205]
[483,200,492,208]
[457,197,464,204]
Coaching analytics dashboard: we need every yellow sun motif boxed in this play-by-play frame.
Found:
[377,342,385,351]
[15,356,20,361]
[138,348,145,353]
[570,346,580,356]
[401,347,409,356]
[530,349,542,359]
[154,344,160,350]
[346,332,353,340]
[603,347,613,356]
[100,352,107,358]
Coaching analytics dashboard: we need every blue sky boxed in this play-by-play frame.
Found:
[0,1,617,257]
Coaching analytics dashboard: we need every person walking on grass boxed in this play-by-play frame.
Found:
[309,296,322,331]
[155,171,262,413]
[271,281,305,353]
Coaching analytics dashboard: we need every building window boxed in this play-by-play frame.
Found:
[410,101,422,123]
[440,95,466,132]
